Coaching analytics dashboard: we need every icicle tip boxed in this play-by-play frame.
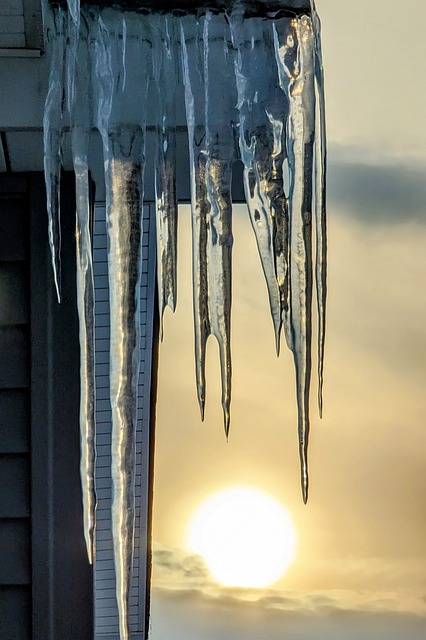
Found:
[302,480,309,505]
[223,409,230,441]
[53,272,62,304]
[301,465,309,504]
[198,393,205,422]
[85,533,94,565]
[275,326,281,358]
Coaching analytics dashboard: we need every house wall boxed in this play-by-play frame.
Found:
[0,177,31,640]
[0,174,94,640]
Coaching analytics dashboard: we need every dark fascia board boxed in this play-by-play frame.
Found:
[51,1,312,17]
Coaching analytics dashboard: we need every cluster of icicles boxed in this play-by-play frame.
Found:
[42,1,326,638]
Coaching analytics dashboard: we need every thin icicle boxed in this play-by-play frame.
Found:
[69,13,97,565]
[121,16,127,93]
[43,4,66,303]
[311,2,327,418]
[181,13,235,434]
[181,19,209,420]
[202,12,235,435]
[152,15,178,333]
[274,15,315,503]
[73,127,96,564]
[229,10,289,354]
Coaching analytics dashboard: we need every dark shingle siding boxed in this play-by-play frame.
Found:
[0,184,31,639]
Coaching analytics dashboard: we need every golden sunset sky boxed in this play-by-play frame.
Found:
[149,1,426,638]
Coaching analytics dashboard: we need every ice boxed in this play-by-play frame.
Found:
[152,15,178,331]
[69,14,96,565]
[43,4,66,302]
[181,12,235,434]
[67,0,80,29]
[311,2,327,418]
[229,9,290,354]
[90,11,150,639]
[43,1,326,635]
[274,14,316,503]
[104,129,145,640]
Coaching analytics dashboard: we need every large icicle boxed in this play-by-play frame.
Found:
[229,10,290,353]
[152,15,178,332]
[43,3,66,302]
[90,11,150,639]
[274,14,315,503]
[181,12,235,435]
[106,127,144,640]
[69,12,97,564]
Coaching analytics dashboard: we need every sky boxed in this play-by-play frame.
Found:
[148,1,426,638]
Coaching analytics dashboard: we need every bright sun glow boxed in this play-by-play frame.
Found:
[187,486,296,588]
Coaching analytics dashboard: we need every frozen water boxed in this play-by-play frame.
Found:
[91,11,150,640]
[43,5,66,302]
[274,14,315,504]
[311,1,327,419]
[152,15,178,331]
[42,1,326,636]
[70,12,96,564]
[229,9,290,354]
[181,12,235,434]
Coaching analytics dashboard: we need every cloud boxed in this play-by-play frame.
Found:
[327,152,426,224]
[152,544,426,618]
[150,587,426,640]
[152,544,214,596]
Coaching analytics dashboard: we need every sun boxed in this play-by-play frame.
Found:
[187,486,296,588]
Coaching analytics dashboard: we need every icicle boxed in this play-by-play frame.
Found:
[181,13,235,435]
[121,16,127,93]
[274,15,316,503]
[68,13,97,565]
[311,2,327,418]
[43,10,327,621]
[202,12,235,435]
[67,0,80,29]
[73,126,96,564]
[90,10,150,638]
[43,3,66,303]
[181,19,209,422]
[229,10,289,354]
[152,15,178,332]
[106,127,145,640]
